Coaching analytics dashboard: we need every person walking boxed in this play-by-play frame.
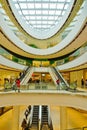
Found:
[16,78,20,92]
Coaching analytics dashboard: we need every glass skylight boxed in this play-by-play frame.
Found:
[13,0,71,31]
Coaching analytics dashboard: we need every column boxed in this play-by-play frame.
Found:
[60,106,67,130]
[12,106,20,130]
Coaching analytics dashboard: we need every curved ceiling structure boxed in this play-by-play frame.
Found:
[0,0,87,58]
[0,22,87,59]
[0,0,83,44]
[0,0,87,66]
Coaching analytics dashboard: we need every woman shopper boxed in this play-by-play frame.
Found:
[16,78,20,92]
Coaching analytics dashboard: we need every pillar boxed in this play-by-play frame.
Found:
[60,106,67,130]
[12,106,20,130]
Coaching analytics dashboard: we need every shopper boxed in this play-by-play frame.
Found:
[56,79,60,85]
[28,105,31,113]
[21,118,27,130]
[16,78,20,92]
[81,78,84,88]
[24,109,29,120]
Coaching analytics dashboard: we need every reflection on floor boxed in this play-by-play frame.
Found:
[0,106,87,130]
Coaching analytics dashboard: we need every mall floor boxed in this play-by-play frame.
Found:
[0,105,87,130]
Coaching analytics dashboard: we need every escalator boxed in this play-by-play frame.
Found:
[20,67,34,85]
[28,105,53,130]
[41,105,50,130]
[12,66,30,90]
[30,105,39,130]
[51,67,69,90]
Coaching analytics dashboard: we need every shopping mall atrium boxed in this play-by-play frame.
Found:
[0,0,87,130]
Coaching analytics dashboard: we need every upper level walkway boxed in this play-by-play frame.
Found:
[0,86,87,111]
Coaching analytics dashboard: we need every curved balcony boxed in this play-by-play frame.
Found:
[0,0,87,56]
[0,90,87,111]
[0,41,87,68]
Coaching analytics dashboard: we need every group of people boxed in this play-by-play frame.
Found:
[24,105,31,120]
[21,106,31,130]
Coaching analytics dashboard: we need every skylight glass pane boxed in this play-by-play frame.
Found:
[35,3,41,8]
[58,0,66,2]
[43,16,48,19]
[29,10,35,14]
[67,0,71,2]
[36,10,41,14]
[55,10,61,15]
[62,11,65,15]
[27,3,34,8]
[50,4,56,9]
[31,21,36,24]
[42,3,49,8]
[64,4,69,9]
[30,16,35,20]
[49,10,55,15]
[15,4,20,9]
[22,10,28,15]
[18,0,25,1]
[48,16,54,20]
[18,10,22,15]
[48,21,54,24]
[57,4,64,9]
[42,10,48,14]
[37,21,42,24]
[43,21,48,24]
[25,16,30,20]
[19,3,27,9]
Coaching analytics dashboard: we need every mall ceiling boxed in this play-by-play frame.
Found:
[0,0,87,59]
